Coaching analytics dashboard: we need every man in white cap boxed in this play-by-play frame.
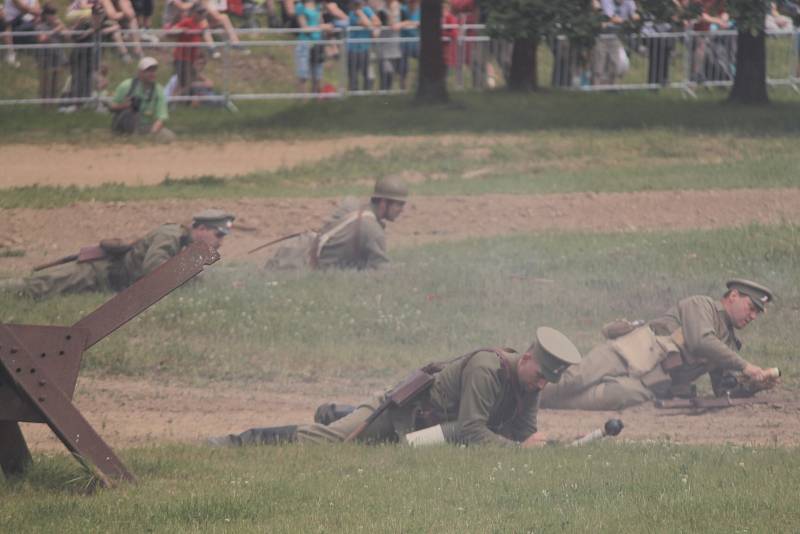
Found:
[0,210,234,299]
[109,56,175,142]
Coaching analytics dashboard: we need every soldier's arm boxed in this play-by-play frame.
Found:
[361,222,390,270]
[140,231,183,277]
[502,394,538,442]
[457,359,519,447]
[679,297,749,371]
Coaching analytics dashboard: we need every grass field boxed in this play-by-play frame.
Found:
[2,224,797,389]
[2,91,800,530]
[2,442,799,533]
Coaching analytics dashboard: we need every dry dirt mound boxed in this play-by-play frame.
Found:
[20,376,800,452]
[2,188,799,274]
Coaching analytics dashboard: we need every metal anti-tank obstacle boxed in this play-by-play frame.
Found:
[0,242,220,487]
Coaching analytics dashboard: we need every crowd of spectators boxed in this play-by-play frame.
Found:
[2,0,800,136]
[574,0,800,88]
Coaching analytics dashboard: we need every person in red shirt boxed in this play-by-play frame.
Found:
[441,0,458,72]
[170,2,208,97]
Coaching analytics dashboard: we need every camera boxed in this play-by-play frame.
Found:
[130,95,142,112]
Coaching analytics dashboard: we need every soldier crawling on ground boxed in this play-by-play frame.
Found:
[0,209,234,299]
[262,177,407,271]
[539,279,780,411]
[208,327,582,448]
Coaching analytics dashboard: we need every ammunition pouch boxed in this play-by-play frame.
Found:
[612,326,685,395]
[106,259,131,292]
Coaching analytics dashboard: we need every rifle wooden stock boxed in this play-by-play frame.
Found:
[344,369,435,442]
[32,245,108,272]
[655,396,771,410]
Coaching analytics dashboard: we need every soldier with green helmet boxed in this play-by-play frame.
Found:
[1,209,235,299]
[208,327,582,447]
[264,176,408,270]
[540,280,779,410]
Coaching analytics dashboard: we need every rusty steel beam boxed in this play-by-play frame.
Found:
[0,325,133,486]
[0,421,31,479]
[0,243,221,487]
[74,241,220,350]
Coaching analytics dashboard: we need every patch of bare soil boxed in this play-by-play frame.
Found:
[20,376,800,452]
[2,188,799,274]
[0,135,527,188]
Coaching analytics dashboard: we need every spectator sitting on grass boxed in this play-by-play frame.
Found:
[169,1,208,98]
[109,55,175,142]
[35,2,67,106]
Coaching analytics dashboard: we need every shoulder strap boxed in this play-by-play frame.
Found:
[312,209,376,265]
[127,77,139,97]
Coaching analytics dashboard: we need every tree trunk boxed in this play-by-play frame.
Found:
[728,29,768,104]
[507,38,538,91]
[416,0,448,103]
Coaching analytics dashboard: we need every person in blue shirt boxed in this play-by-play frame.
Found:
[346,0,379,91]
[294,0,332,93]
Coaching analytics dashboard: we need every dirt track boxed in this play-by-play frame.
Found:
[20,376,800,452]
[0,135,520,188]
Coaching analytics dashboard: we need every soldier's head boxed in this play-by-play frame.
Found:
[517,327,582,393]
[191,209,235,250]
[723,279,774,329]
[371,177,408,222]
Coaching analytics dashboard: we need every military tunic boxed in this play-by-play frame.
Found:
[540,295,746,410]
[237,350,539,446]
[264,199,389,271]
[21,224,190,299]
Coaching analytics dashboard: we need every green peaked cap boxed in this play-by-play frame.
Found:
[534,326,582,383]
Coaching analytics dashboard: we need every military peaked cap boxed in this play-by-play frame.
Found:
[534,327,582,383]
[193,209,236,235]
[726,279,774,311]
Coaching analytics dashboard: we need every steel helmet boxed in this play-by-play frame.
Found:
[372,177,409,202]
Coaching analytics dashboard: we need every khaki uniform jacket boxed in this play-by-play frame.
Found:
[428,350,539,446]
[649,295,746,390]
[21,224,189,299]
[315,201,389,270]
[289,349,540,446]
[122,224,190,285]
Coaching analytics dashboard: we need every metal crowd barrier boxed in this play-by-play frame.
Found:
[0,25,798,106]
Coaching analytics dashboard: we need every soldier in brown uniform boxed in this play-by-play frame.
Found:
[264,177,407,270]
[208,327,582,448]
[1,209,234,299]
[540,280,778,410]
